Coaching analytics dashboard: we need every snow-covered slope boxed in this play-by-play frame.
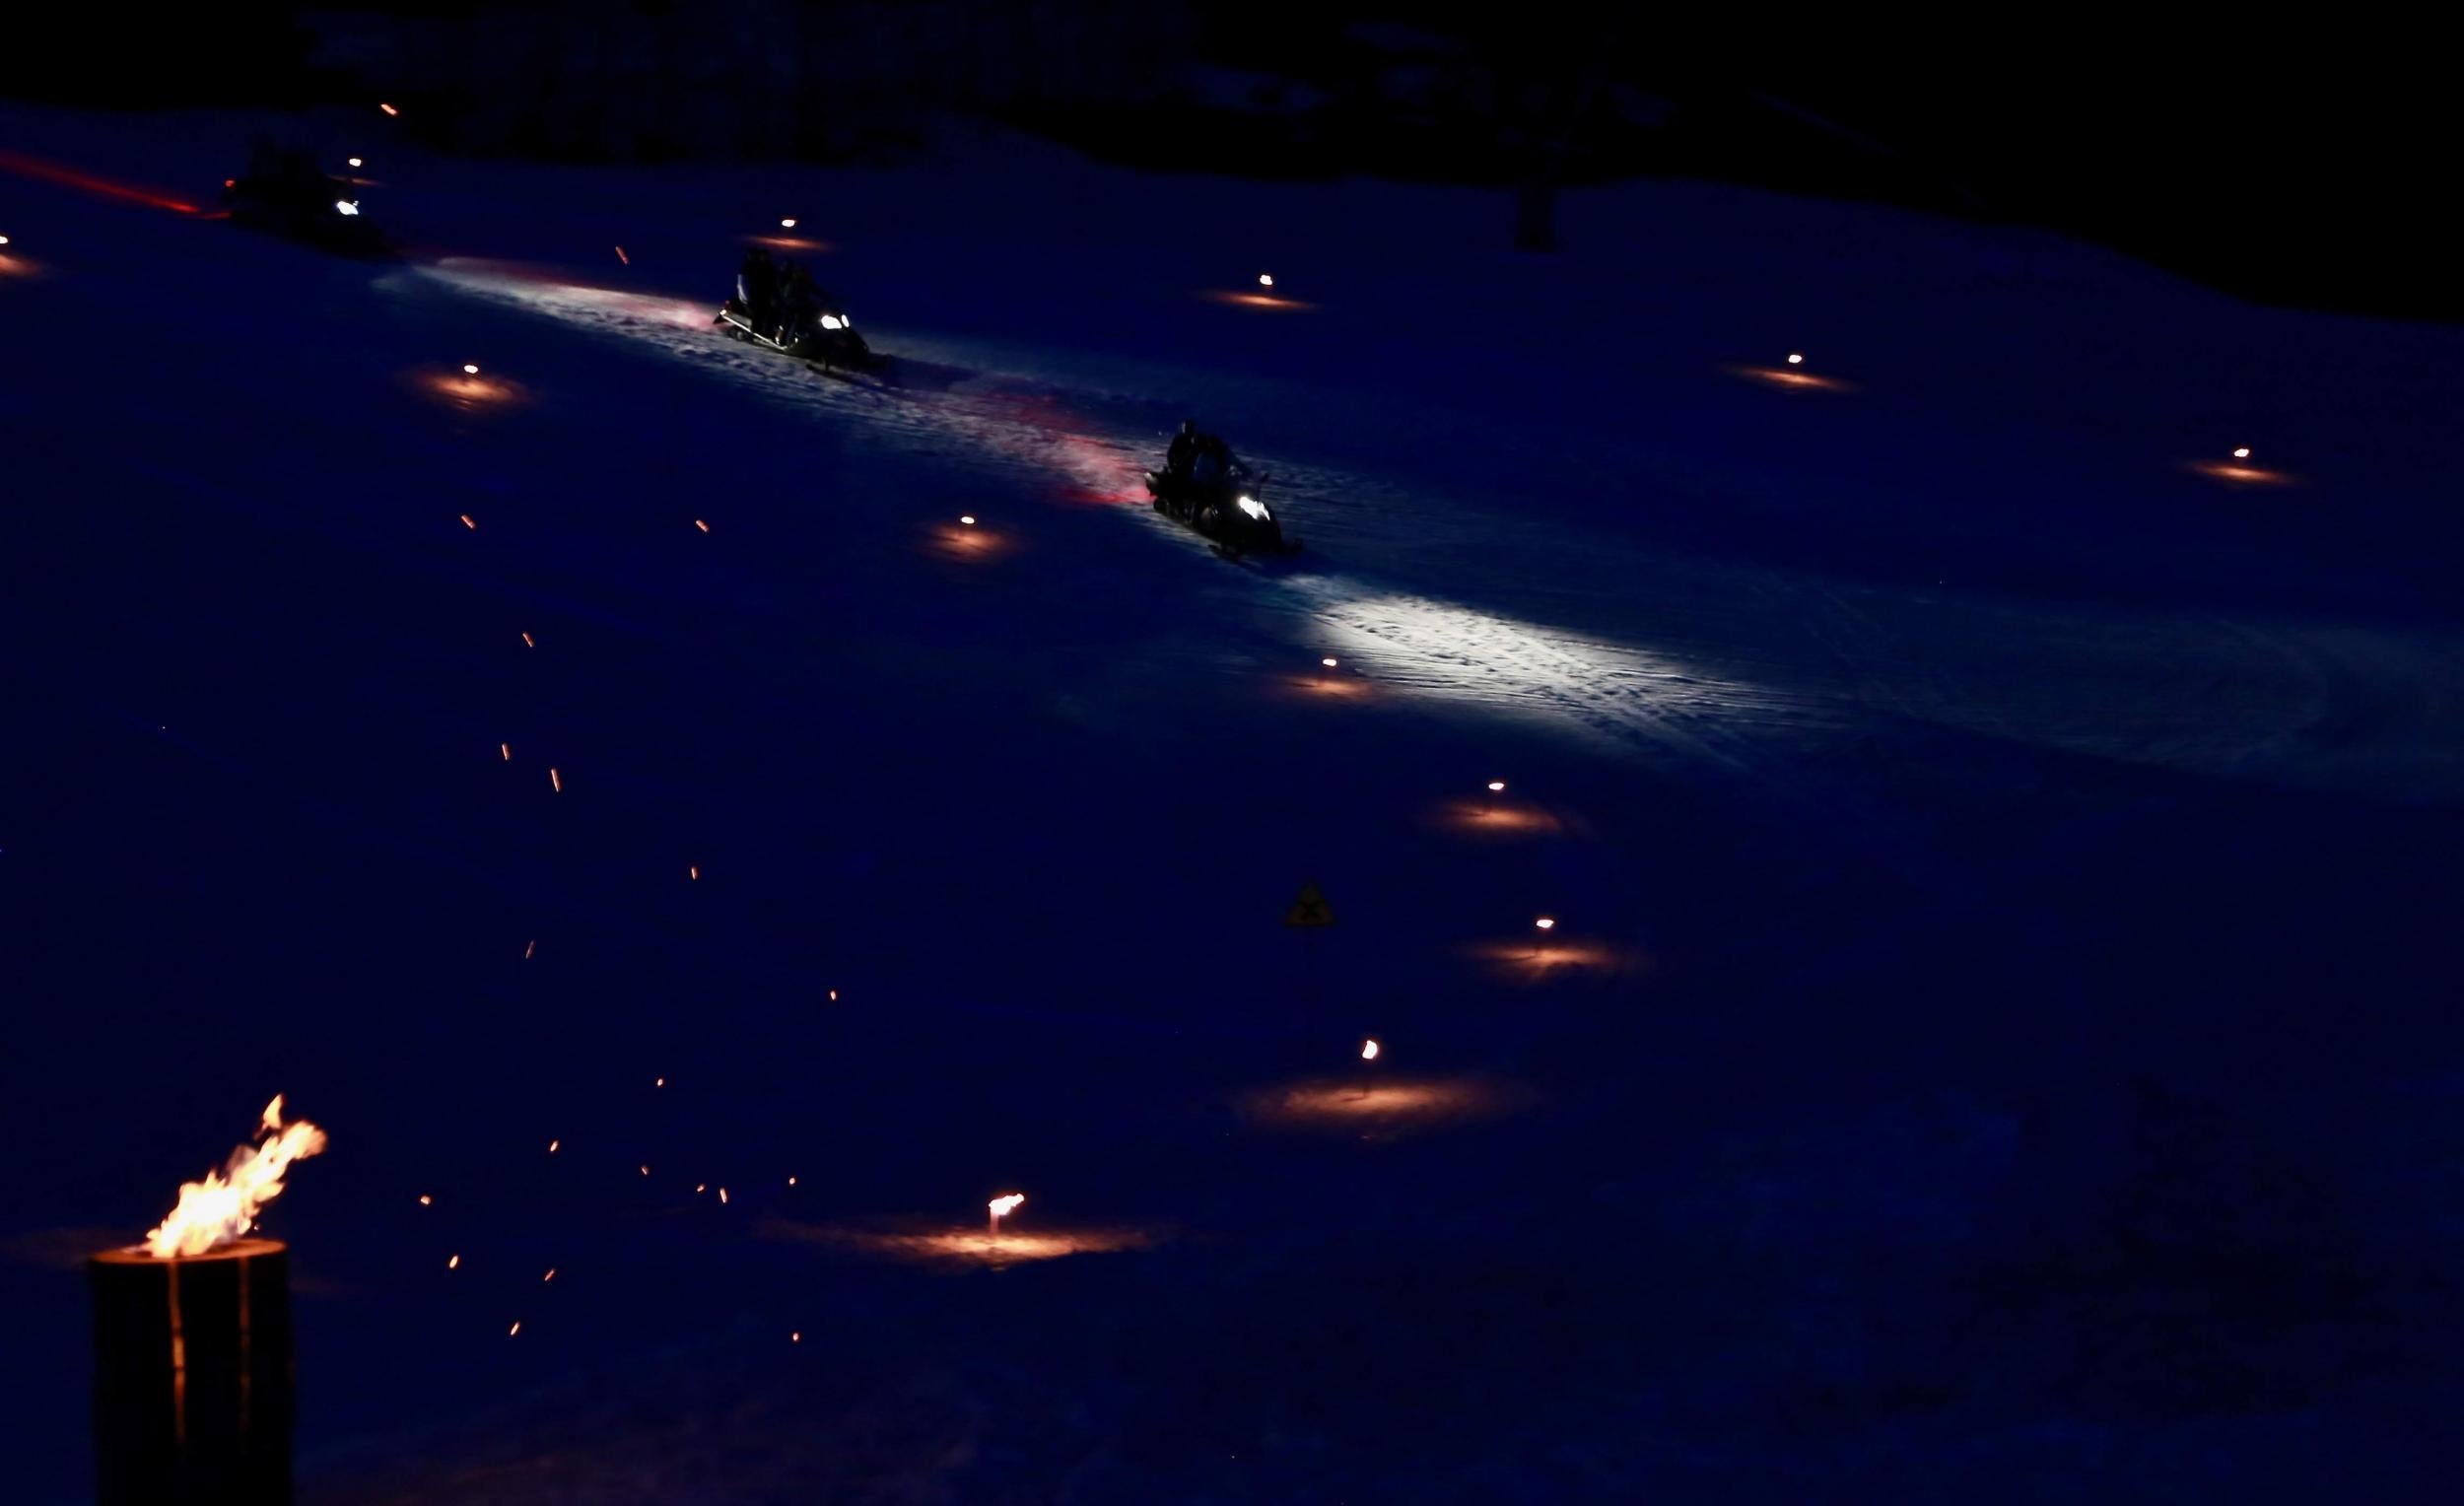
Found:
[6,103,2463,1502]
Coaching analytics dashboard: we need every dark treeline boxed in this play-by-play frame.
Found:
[3,3,2449,319]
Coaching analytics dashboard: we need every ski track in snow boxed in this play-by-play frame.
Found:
[413,259,2464,806]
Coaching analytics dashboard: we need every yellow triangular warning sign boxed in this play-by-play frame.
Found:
[1284,881,1335,928]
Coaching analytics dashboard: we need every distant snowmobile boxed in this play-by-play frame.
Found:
[221,153,388,256]
[1144,442,1297,559]
[716,273,873,371]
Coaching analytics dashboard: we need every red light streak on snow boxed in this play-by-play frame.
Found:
[0,148,204,214]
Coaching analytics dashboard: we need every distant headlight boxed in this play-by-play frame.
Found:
[1237,497,1268,520]
[334,200,361,216]
[819,314,844,330]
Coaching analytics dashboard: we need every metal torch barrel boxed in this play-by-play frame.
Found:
[88,1238,294,1506]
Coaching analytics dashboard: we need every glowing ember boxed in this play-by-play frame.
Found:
[447,1255,458,1269]
[719,1188,729,1204]
[419,1195,433,1206]
[547,1139,559,1153]
[640,1165,649,1176]
[694,519,711,533]
[614,245,629,265]
[378,103,398,116]
[523,939,536,959]
[142,1096,327,1258]
[689,865,699,880]
[787,1176,797,1186]
[696,1184,707,1194]
[1361,1038,1381,1061]
[459,514,476,529]
[542,1267,555,1281]
[499,742,511,760]
[791,1332,801,1342]
[520,632,535,648]
[654,1077,664,1087]
[548,768,562,792]
[508,1321,519,1336]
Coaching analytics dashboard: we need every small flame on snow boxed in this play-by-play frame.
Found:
[2232,446,2252,459]
[143,1097,328,1258]
[1786,352,1805,365]
[1535,916,1557,930]
[1361,1039,1381,1061]
[989,1194,1026,1219]
[462,363,480,376]
[1486,780,1506,792]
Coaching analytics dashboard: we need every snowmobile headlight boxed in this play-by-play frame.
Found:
[334,200,361,216]
[1237,496,1268,520]
[819,314,844,330]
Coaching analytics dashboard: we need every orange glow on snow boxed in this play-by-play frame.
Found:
[1202,289,1315,311]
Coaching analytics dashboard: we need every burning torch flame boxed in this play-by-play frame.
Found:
[143,1096,327,1258]
[988,1193,1025,1235]
[1361,1039,1381,1061]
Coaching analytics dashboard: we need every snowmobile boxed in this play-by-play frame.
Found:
[221,160,389,257]
[716,292,874,371]
[1143,458,1299,559]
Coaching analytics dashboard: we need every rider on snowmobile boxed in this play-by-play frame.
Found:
[738,248,780,332]
[1164,420,1199,478]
